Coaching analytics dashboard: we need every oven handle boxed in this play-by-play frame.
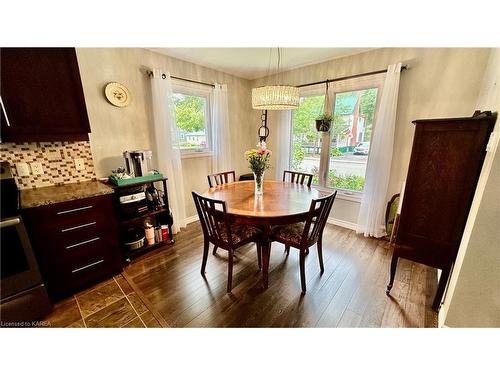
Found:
[0,217,21,228]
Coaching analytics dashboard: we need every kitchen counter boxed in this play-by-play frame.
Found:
[20,180,114,209]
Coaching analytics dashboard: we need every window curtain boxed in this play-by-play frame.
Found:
[150,69,187,234]
[275,110,292,180]
[211,83,231,173]
[356,62,402,238]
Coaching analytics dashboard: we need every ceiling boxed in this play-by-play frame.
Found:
[149,48,371,80]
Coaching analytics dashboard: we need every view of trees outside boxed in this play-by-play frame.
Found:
[291,88,378,192]
[172,93,208,150]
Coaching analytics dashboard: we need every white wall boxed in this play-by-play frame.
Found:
[441,48,500,327]
[250,48,491,226]
[75,48,255,217]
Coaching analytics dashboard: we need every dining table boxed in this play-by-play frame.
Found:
[202,180,326,288]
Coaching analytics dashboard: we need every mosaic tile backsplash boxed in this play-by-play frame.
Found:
[0,141,96,189]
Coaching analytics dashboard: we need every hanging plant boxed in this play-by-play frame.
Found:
[315,114,333,132]
[315,81,332,132]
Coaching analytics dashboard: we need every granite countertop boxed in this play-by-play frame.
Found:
[21,180,114,209]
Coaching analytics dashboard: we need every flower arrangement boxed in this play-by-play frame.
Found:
[245,141,272,195]
[245,141,272,174]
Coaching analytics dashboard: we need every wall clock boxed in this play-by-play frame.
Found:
[104,82,131,107]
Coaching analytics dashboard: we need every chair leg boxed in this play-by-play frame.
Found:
[299,249,307,294]
[285,245,290,255]
[257,242,262,270]
[317,238,324,273]
[305,247,309,255]
[227,249,234,293]
[386,255,398,295]
[212,245,218,255]
[201,238,209,275]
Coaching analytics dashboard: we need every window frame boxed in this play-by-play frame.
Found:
[171,79,213,158]
[290,74,385,201]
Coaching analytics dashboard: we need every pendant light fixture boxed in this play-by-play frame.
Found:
[252,48,299,110]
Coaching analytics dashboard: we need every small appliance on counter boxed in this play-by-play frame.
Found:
[0,162,53,324]
[118,190,149,220]
[123,150,153,177]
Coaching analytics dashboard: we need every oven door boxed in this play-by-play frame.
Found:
[0,216,43,300]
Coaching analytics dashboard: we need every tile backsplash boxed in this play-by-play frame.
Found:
[0,141,96,189]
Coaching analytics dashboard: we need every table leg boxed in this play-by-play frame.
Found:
[260,225,271,289]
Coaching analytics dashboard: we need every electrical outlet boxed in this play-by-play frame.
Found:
[16,162,30,177]
[74,158,85,171]
[30,162,44,175]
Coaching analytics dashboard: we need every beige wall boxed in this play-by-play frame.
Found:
[250,48,491,224]
[443,48,500,327]
[76,48,256,217]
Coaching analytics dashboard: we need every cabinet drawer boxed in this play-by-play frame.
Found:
[25,194,113,231]
[47,214,113,250]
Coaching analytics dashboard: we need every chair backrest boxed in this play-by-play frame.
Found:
[283,170,314,187]
[207,170,236,188]
[192,191,234,247]
[301,191,337,247]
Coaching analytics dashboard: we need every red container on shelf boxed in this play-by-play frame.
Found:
[161,225,168,241]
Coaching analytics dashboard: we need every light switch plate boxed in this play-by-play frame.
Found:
[74,158,85,171]
[30,162,44,175]
[16,162,30,177]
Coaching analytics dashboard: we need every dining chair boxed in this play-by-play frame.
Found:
[192,191,262,293]
[283,170,314,187]
[207,170,237,255]
[270,191,337,293]
[207,170,236,188]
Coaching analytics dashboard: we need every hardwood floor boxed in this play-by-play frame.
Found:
[123,222,438,328]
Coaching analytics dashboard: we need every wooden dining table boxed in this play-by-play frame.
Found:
[202,180,325,288]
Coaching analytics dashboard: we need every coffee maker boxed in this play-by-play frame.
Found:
[123,150,153,177]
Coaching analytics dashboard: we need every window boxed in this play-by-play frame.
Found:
[328,88,379,192]
[172,82,211,154]
[290,77,382,196]
[291,95,325,183]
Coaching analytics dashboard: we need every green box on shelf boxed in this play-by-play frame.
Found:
[109,173,164,186]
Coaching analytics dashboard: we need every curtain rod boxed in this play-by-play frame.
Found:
[296,65,408,88]
[146,70,215,88]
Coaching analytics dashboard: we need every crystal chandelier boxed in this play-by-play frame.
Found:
[252,48,299,110]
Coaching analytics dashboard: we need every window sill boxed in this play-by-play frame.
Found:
[314,186,363,203]
[180,151,213,159]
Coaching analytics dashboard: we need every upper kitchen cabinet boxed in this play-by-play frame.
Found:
[0,48,91,142]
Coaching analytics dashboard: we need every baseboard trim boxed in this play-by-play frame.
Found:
[327,217,357,231]
[184,215,199,225]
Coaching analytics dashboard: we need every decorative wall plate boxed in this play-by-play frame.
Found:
[104,82,131,107]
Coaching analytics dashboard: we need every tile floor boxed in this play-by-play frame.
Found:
[42,275,163,328]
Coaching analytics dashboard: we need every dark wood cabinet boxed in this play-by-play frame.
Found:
[23,194,123,301]
[387,111,497,311]
[0,48,91,142]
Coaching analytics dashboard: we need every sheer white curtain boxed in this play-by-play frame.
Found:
[275,110,292,180]
[150,69,187,233]
[356,62,402,238]
[211,83,231,173]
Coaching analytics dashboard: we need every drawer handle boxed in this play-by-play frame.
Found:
[71,259,104,273]
[57,205,93,215]
[61,222,97,233]
[66,237,100,249]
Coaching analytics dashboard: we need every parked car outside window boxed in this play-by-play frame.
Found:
[354,142,370,155]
